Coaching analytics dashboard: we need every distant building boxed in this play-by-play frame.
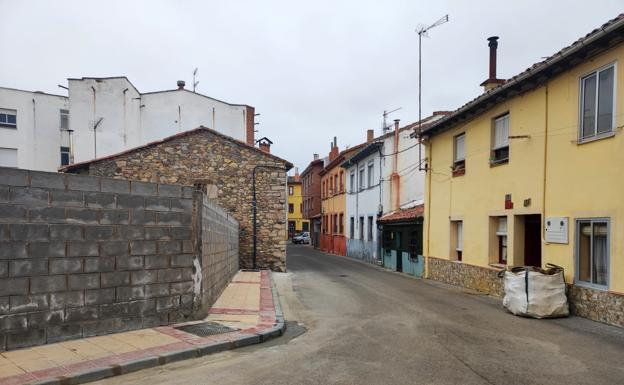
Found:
[61,127,292,272]
[0,77,255,171]
[287,171,309,238]
[301,154,324,248]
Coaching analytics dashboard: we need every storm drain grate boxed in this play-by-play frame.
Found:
[175,321,238,337]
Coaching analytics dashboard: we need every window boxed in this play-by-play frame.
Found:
[300,203,302,213]
[350,171,355,193]
[452,220,463,261]
[60,146,70,166]
[359,167,365,191]
[288,186,294,195]
[367,162,374,187]
[453,133,466,176]
[367,216,373,241]
[333,214,338,234]
[350,217,354,238]
[576,219,609,288]
[0,109,17,128]
[334,174,338,194]
[580,65,615,141]
[339,213,344,234]
[359,217,364,240]
[288,203,294,213]
[497,217,507,264]
[302,222,309,232]
[492,114,509,164]
[0,147,18,168]
[60,109,69,130]
[339,171,344,192]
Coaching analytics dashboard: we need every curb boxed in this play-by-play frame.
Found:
[31,273,287,385]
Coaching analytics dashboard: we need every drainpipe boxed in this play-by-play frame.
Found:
[32,98,36,166]
[541,85,550,248]
[424,139,432,279]
[391,119,401,212]
[355,161,359,246]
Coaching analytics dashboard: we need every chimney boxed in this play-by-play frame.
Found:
[480,36,505,92]
[294,167,300,182]
[313,153,319,160]
[328,137,339,162]
[367,129,374,143]
[257,137,272,153]
[177,80,186,90]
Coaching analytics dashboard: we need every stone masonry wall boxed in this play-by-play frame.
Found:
[84,129,288,271]
[427,257,504,297]
[0,167,239,351]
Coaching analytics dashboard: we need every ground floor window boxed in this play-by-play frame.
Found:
[496,217,507,264]
[451,220,463,261]
[367,216,374,241]
[339,213,344,234]
[359,217,364,240]
[302,222,309,232]
[349,217,354,238]
[333,214,338,234]
[577,218,609,288]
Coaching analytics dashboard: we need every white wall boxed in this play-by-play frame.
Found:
[0,87,68,171]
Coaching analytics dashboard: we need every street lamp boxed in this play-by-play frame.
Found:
[416,14,449,170]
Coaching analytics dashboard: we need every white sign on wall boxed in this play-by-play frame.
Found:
[545,217,568,244]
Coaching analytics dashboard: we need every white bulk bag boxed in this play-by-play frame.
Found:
[501,265,569,319]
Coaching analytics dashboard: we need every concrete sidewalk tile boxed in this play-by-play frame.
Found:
[0,364,26,378]
[86,335,136,354]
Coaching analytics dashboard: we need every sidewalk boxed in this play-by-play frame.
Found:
[0,270,284,385]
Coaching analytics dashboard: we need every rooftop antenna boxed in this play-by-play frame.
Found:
[93,117,104,158]
[192,68,199,92]
[382,107,402,132]
[416,14,449,171]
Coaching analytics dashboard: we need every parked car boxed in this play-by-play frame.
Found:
[293,232,310,244]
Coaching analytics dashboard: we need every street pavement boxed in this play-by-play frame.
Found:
[94,245,624,385]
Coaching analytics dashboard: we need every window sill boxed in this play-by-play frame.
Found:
[577,131,615,145]
[0,123,17,129]
[489,159,508,167]
[574,281,608,291]
[489,263,506,270]
[451,167,465,177]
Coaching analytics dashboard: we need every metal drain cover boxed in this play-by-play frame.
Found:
[175,321,238,337]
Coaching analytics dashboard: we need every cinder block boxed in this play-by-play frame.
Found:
[30,171,66,189]
[131,181,157,196]
[130,210,157,225]
[85,226,114,240]
[100,241,129,257]
[9,294,49,313]
[85,288,116,305]
[0,185,8,202]
[85,192,116,209]
[29,207,66,223]
[130,240,156,255]
[98,303,129,318]
[3,314,28,330]
[0,168,29,186]
[47,324,82,343]
[0,278,29,296]
[82,318,119,337]
[170,281,193,295]
[116,316,143,332]
[157,212,181,226]
[180,294,194,307]
[50,291,84,309]
[0,204,28,223]
[182,240,194,253]
[171,254,194,267]
[9,259,48,277]
[157,268,182,282]
[128,299,156,317]
[142,313,169,328]
[157,241,182,255]
[116,195,144,210]
[50,224,83,240]
[181,267,194,281]
[50,190,84,207]
[170,198,193,213]
[10,187,49,206]
[27,309,64,328]
[99,209,129,225]
[145,226,169,240]
[144,255,169,269]
[145,197,170,211]
[158,184,181,198]
[66,208,99,224]
[68,273,100,290]
[0,297,8,315]
[49,258,83,274]
[116,225,144,240]
[101,178,130,194]
[116,286,145,301]
[68,241,99,257]
[145,283,169,298]
[6,328,46,350]
[84,256,115,272]
[131,270,158,285]
[170,226,191,240]
[117,255,144,270]
[65,306,98,322]
[10,223,49,241]
[66,174,100,192]
[29,241,65,258]
[31,275,67,293]
[101,271,130,287]
[156,295,180,312]
[0,261,7,277]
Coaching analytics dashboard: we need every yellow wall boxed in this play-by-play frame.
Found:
[425,43,624,292]
[321,166,346,234]
[287,182,309,234]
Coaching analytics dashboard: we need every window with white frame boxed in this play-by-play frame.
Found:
[60,109,69,130]
[496,217,508,264]
[453,133,466,174]
[492,114,509,164]
[580,65,615,141]
[0,147,18,168]
[350,171,355,193]
[454,221,463,261]
[0,109,17,128]
[576,219,609,288]
[367,162,374,187]
[358,167,365,191]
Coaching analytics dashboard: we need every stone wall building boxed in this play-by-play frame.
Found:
[61,127,292,272]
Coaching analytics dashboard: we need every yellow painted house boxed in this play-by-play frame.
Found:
[422,15,624,327]
[287,174,309,238]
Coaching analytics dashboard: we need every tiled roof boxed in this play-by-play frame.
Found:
[377,204,424,224]
[423,13,624,137]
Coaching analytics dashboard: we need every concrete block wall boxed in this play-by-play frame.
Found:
[0,167,239,351]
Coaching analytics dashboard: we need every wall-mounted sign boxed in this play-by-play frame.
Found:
[545,217,568,244]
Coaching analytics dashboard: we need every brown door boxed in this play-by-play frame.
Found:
[524,215,542,267]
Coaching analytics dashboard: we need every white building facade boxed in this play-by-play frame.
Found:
[0,77,255,171]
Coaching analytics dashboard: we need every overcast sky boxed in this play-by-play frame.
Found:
[1,1,622,172]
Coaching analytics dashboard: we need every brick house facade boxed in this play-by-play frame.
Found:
[61,127,292,271]
[301,157,324,248]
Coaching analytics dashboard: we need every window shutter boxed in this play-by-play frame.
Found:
[456,222,463,251]
[455,134,465,161]
[496,217,507,236]
[494,115,509,149]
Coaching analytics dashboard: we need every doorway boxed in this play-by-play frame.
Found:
[524,215,542,267]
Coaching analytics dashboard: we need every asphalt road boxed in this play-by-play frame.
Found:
[95,245,624,385]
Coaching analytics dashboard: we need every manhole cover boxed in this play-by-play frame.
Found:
[175,321,238,337]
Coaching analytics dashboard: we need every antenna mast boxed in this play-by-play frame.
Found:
[192,68,199,92]
[382,107,402,132]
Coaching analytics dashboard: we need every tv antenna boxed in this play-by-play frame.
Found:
[192,68,199,92]
[382,107,402,132]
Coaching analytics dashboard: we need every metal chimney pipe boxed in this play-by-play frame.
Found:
[488,36,499,80]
